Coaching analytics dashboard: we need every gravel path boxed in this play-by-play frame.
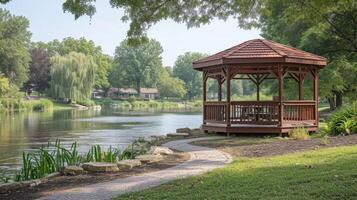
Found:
[38,137,232,200]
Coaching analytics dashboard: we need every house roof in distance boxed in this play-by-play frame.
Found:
[139,88,159,94]
[193,39,327,69]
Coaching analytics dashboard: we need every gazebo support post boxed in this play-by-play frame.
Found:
[202,71,207,127]
[218,76,222,101]
[256,81,260,101]
[312,69,319,127]
[298,74,302,100]
[277,66,284,135]
[226,66,231,136]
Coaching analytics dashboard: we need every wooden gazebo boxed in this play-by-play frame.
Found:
[193,39,326,134]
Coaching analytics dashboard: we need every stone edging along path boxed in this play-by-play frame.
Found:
[38,137,232,200]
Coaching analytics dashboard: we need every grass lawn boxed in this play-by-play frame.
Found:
[318,102,330,112]
[117,145,357,200]
[52,102,78,110]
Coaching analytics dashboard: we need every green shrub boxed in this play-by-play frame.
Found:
[119,100,132,108]
[77,99,96,107]
[127,96,136,103]
[98,97,113,108]
[289,126,310,140]
[0,98,53,112]
[131,100,147,108]
[0,98,26,111]
[161,101,179,109]
[327,102,357,135]
[26,99,54,111]
[148,100,160,108]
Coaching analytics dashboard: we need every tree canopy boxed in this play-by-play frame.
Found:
[111,39,163,93]
[158,68,186,99]
[24,48,51,94]
[173,52,206,100]
[257,0,357,108]
[49,52,96,101]
[34,37,112,90]
[0,73,10,97]
[0,8,31,86]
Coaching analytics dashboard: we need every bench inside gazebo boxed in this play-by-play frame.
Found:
[193,39,327,135]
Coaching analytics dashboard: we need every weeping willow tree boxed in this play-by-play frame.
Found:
[49,52,96,102]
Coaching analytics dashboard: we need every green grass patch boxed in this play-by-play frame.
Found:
[53,102,78,110]
[117,145,357,200]
[192,136,278,148]
[0,98,53,112]
[318,102,330,112]
[96,98,202,110]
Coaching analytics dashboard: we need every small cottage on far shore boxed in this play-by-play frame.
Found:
[108,87,159,100]
[139,88,160,100]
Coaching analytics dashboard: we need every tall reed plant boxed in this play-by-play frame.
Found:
[13,138,149,182]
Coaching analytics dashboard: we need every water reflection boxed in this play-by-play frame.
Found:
[0,109,202,176]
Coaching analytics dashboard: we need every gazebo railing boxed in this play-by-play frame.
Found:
[283,100,316,122]
[204,100,317,125]
[203,101,226,123]
[230,101,279,125]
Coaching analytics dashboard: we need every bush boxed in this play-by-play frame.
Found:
[26,99,53,111]
[327,102,357,135]
[0,98,53,112]
[0,98,26,111]
[98,97,113,108]
[77,99,96,107]
[127,96,136,103]
[289,126,310,140]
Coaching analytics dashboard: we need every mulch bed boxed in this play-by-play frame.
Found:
[225,134,357,158]
[0,152,189,200]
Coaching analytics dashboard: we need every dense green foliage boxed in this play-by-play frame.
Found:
[327,102,357,135]
[158,68,186,99]
[23,48,52,94]
[49,52,96,102]
[173,52,206,99]
[35,37,112,90]
[258,0,357,108]
[118,146,357,199]
[0,8,31,86]
[0,98,53,112]
[111,39,163,91]
[97,98,201,110]
[0,73,10,97]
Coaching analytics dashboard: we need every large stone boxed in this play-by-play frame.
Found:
[136,154,163,163]
[63,166,84,176]
[82,162,119,173]
[117,159,142,170]
[176,127,191,134]
[149,146,173,155]
[167,132,190,137]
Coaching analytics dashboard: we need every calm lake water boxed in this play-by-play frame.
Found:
[0,108,202,177]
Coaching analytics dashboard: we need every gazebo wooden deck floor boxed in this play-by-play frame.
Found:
[193,39,327,134]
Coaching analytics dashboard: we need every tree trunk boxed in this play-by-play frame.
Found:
[136,82,141,98]
[328,97,336,110]
[336,92,343,108]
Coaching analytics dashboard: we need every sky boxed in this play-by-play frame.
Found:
[1,0,261,66]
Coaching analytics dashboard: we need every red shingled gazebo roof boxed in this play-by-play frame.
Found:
[193,39,326,69]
